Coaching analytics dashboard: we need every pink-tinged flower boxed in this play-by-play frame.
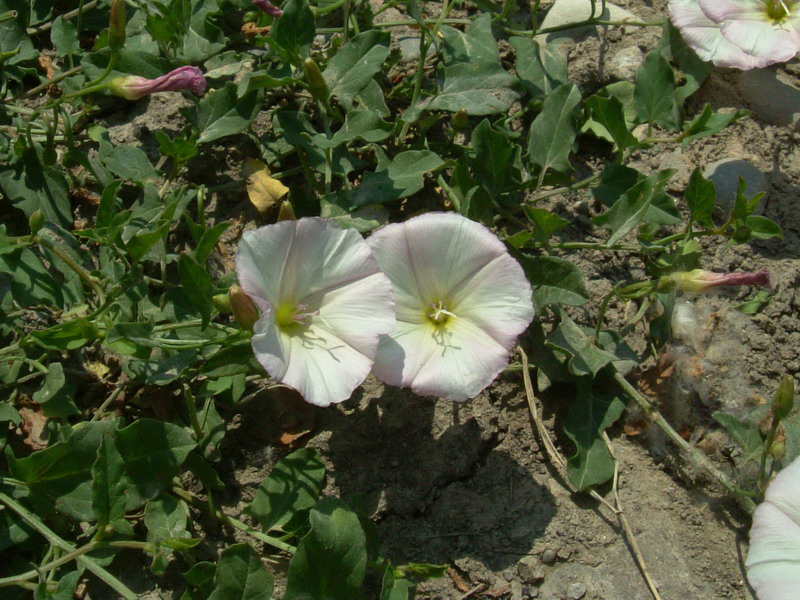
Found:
[252,0,283,17]
[236,218,395,407]
[367,213,534,402]
[107,66,207,100]
[669,0,800,69]
[661,268,771,293]
[746,456,800,600]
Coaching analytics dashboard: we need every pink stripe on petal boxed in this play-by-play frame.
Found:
[721,19,800,62]
[699,0,765,23]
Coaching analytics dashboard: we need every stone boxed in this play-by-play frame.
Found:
[517,557,546,584]
[540,549,558,564]
[736,69,800,126]
[702,158,769,214]
[566,582,587,600]
[396,34,421,63]
[537,0,639,41]
[608,46,644,82]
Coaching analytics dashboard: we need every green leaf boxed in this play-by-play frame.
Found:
[443,162,494,226]
[322,31,391,108]
[681,105,748,148]
[123,349,200,386]
[684,168,715,227]
[50,16,80,55]
[509,36,568,98]
[563,382,626,490]
[633,51,678,130]
[8,421,117,521]
[584,95,637,155]
[250,448,325,532]
[269,0,315,62]
[313,108,393,149]
[742,215,783,241]
[30,318,98,351]
[517,255,589,312]
[284,498,367,600]
[471,119,514,197]
[208,543,274,600]
[527,83,581,176]
[145,495,189,544]
[115,418,196,504]
[593,169,674,246]
[178,253,214,328]
[186,83,261,144]
[380,567,414,600]
[92,432,128,529]
[178,0,226,62]
[734,289,771,315]
[413,15,518,118]
[522,207,569,244]
[546,312,619,378]
[183,562,217,600]
[347,150,445,206]
[0,402,20,425]
[32,363,79,418]
[320,199,389,232]
[0,247,63,308]
[712,412,763,466]
[0,148,72,228]
[81,48,172,82]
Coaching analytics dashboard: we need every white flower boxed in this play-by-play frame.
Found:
[236,218,395,407]
[367,212,534,401]
[746,456,800,600]
[669,0,800,69]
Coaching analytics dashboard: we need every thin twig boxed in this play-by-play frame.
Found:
[603,433,663,600]
[517,347,616,513]
[23,66,84,98]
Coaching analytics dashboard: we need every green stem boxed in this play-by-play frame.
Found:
[0,491,138,599]
[182,384,204,441]
[758,420,780,491]
[171,487,296,553]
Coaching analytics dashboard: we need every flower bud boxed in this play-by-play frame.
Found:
[29,209,45,234]
[229,285,260,331]
[107,66,207,100]
[108,0,127,53]
[212,293,233,313]
[772,375,795,422]
[450,108,469,132]
[252,0,283,17]
[277,199,296,221]
[659,268,771,294]
[770,439,786,462]
[303,58,330,103]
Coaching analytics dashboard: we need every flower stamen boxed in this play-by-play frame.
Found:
[427,300,456,326]
[765,0,790,21]
[275,302,318,332]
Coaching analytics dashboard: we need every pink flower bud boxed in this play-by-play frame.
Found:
[252,0,282,17]
[107,66,207,100]
[660,268,771,293]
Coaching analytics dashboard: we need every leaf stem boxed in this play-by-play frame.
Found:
[36,236,106,305]
[0,491,138,599]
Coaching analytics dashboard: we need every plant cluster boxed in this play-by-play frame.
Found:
[0,0,798,598]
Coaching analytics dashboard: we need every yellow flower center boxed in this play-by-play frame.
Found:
[426,300,456,327]
[765,0,790,20]
[274,302,316,334]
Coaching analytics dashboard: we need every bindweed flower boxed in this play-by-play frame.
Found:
[252,0,283,17]
[107,66,207,100]
[658,268,771,293]
[236,218,395,407]
[367,212,534,402]
[669,0,800,69]
[746,455,800,600]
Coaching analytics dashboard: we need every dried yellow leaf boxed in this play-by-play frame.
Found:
[242,158,289,214]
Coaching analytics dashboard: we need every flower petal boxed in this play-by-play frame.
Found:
[252,319,375,407]
[720,19,800,63]
[367,212,515,308]
[699,0,764,23]
[373,318,511,401]
[669,0,774,68]
[747,457,800,600]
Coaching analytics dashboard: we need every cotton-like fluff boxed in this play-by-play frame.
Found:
[367,212,534,401]
[236,218,395,407]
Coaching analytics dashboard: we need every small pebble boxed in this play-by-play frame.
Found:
[540,549,558,564]
[567,582,587,600]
